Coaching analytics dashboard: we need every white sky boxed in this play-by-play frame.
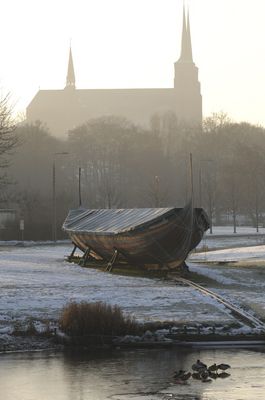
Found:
[1,0,265,126]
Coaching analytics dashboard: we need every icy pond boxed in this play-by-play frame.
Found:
[1,347,265,400]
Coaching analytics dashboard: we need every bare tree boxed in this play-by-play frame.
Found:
[0,93,17,184]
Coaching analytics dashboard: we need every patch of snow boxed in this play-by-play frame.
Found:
[190,245,265,263]
[206,226,265,236]
[189,264,239,285]
[197,234,265,251]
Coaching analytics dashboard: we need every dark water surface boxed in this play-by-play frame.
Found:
[0,347,265,400]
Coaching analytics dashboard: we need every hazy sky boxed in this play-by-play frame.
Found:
[1,0,265,125]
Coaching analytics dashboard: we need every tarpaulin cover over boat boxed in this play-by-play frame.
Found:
[63,204,209,268]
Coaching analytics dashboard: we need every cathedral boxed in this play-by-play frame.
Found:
[26,7,202,138]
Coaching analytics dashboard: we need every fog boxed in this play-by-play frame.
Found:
[0,1,265,240]
[0,112,263,240]
[0,1,265,125]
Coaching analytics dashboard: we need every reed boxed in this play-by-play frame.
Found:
[59,301,140,337]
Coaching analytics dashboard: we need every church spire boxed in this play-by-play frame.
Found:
[174,4,202,125]
[65,46,76,89]
[179,5,193,63]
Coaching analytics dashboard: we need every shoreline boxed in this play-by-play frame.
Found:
[1,331,265,354]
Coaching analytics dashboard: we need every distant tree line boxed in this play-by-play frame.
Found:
[1,110,265,240]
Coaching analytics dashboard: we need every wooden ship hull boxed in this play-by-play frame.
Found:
[63,205,209,269]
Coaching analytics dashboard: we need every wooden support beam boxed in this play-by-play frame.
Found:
[79,247,91,267]
[68,244,77,261]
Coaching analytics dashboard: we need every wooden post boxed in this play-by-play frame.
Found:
[69,244,77,261]
[79,247,90,266]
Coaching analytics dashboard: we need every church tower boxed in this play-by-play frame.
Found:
[65,46,76,89]
[174,7,202,125]
[26,9,203,137]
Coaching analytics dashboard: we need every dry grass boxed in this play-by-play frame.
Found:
[59,301,140,338]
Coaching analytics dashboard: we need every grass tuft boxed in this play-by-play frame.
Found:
[59,301,140,339]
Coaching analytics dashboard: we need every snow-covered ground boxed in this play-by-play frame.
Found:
[206,226,265,236]
[189,245,265,322]
[0,245,235,337]
[197,225,265,251]
[197,235,265,251]
[1,240,265,346]
[190,244,265,263]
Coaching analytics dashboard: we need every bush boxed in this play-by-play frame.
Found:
[59,301,140,338]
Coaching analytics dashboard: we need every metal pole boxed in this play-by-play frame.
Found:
[232,171,236,234]
[185,157,188,203]
[255,177,259,233]
[78,167,82,207]
[189,153,194,206]
[52,160,56,242]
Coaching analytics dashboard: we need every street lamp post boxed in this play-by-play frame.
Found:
[52,152,69,242]
[52,160,56,242]
[189,153,194,206]
[78,167,82,207]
